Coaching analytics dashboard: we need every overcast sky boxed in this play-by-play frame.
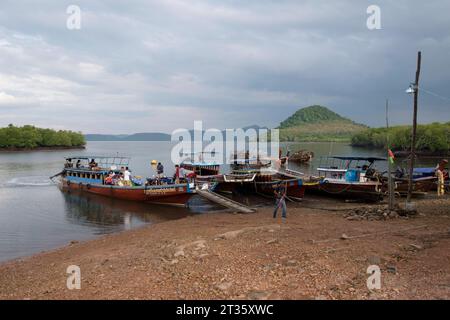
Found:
[0,0,449,134]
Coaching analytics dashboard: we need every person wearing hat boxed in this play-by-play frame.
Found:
[435,159,448,196]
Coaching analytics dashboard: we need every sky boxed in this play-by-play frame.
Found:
[0,0,449,134]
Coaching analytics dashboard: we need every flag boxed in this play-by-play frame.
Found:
[388,149,395,164]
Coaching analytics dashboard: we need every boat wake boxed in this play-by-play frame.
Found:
[3,176,54,188]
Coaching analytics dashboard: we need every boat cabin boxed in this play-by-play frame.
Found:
[317,156,386,183]
[63,156,131,185]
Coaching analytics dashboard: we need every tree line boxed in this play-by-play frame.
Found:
[0,124,85,149]
[351,122,450,153]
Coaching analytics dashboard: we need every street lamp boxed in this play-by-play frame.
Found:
[405,83,417,94]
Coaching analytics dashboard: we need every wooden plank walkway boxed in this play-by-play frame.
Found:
[196,189,255,213]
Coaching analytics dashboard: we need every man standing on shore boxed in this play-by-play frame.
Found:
[436,159,448,196]
[273,182,287,222]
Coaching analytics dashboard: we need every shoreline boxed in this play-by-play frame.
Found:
[0,146,86,153]
[1,196,449,300]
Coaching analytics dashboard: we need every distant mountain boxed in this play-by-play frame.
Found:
[278,105,367,142]
[85,125,268,142]
[85,132,171,141]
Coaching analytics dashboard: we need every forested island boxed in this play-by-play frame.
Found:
[0,124,85,151]
[351,122,450,154]
[278,105,367,142]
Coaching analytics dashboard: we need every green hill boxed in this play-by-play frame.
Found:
[278,105,367,142]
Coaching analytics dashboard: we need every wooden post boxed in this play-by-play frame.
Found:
[406,51,421,203]
[385,99,394,210]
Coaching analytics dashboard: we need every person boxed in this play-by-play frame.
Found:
[105,172,114,185]
[273,182,287,221]
[174,164,181,184]
[89,159,97,169]
[65,158,72,168]
[76,159,81,168]
[435,159,448,196]
[285,150,291,169]
[124,167,131,181]
[157,162,164,178]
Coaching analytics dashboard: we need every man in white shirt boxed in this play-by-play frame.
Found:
[124,167,131,181]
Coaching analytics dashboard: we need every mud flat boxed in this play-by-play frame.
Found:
[0,196,449,300]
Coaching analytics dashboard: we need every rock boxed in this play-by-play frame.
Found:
[266,239,278,244]
[216,282,232,292]
[387,265,397,274]
[340,233,350,240]
[69,240,79,245]
[170,259,179,265]
[409,244,423,250]
[247,290,271,300]
[285,259,298,266]
[174,249,185,258]
[217,230,244,240]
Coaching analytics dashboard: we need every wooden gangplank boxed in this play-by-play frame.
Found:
[196,189,255,213]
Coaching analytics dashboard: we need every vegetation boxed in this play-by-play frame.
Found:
[278,105,367,142]
[351,122,450,153]
[0,124,85,149]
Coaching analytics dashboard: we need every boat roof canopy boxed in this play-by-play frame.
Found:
[66,155,130,159]
[330,156,386,162]
[65,155,130,166]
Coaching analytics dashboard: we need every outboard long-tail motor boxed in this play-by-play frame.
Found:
[49,170,65,181]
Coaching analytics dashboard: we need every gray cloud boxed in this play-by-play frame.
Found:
[0,0,449,133]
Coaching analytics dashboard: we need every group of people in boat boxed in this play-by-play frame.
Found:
[65,158,98,170]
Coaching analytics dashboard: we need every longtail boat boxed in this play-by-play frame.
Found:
[51,156,196,206]
[180,152,220,176]
[384,167,441,196]
[197,157,315,201]
[306,156,386,201]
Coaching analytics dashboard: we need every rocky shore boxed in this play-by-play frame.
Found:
[0,196,449,300]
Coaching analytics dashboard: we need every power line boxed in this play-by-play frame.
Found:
[419,87,450,103]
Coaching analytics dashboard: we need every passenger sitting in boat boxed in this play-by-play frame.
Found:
[65,158,73,168]
[89,159,98,169]
[76,160,81,168]
[105,172,114,185]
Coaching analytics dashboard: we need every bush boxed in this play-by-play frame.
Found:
[351,123,450,153]
[0,124,85,149]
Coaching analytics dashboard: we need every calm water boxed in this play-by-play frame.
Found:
[0,141,439,262]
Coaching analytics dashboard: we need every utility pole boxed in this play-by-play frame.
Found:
[406,51,421,203]
[386,99,394,210]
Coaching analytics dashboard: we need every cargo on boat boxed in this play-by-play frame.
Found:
[51,156,196,206]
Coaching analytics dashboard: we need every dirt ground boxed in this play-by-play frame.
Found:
[0,196,449,300]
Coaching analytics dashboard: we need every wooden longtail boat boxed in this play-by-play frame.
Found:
[52,156,196,206]
[383,167,441,196]
[305,156,386,201]
[284,150,314,163]
[180,152,220,176]
[197,158,315,201]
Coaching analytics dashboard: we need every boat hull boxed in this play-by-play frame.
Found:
[305,180,383,201]
[197,173,307,200]
[59,178,195,206]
